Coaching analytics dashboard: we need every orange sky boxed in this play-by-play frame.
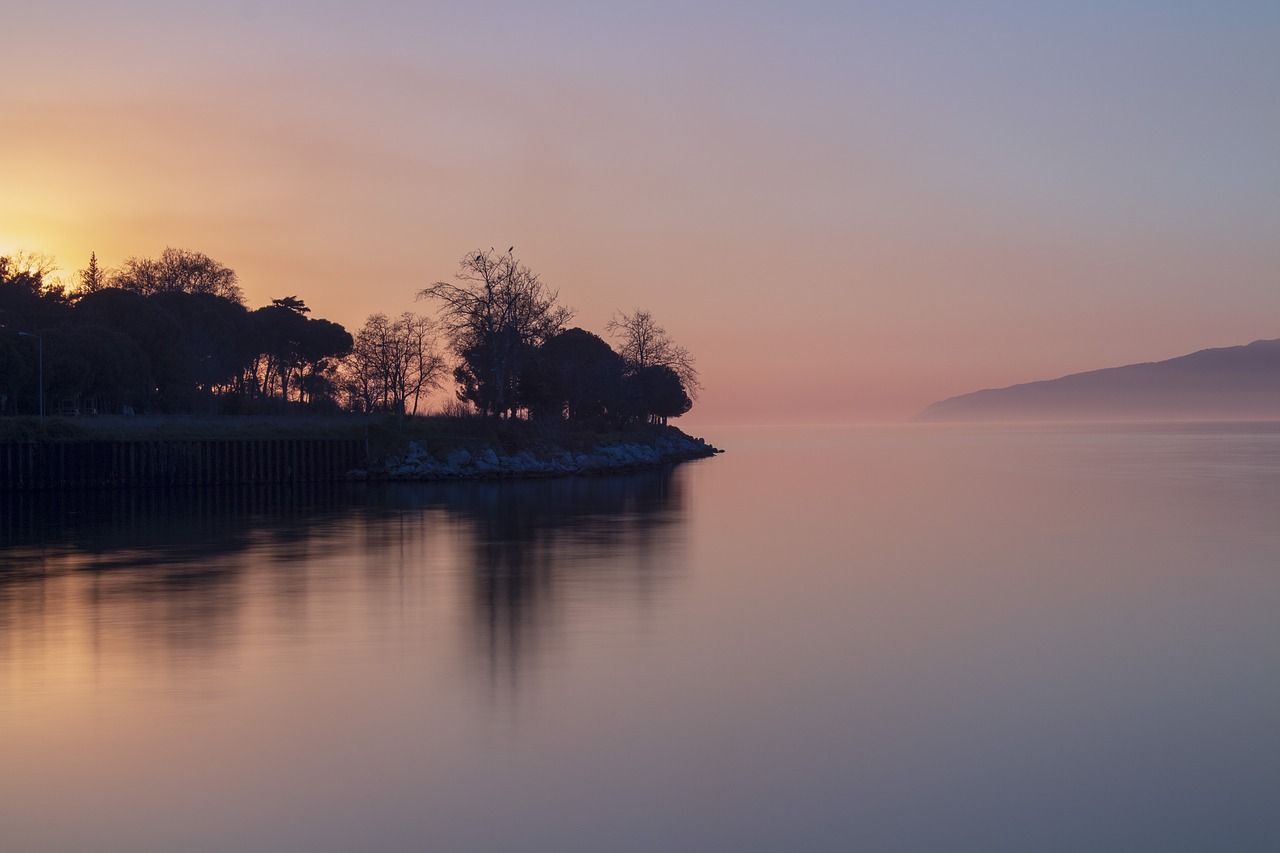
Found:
[3,1,1278,423]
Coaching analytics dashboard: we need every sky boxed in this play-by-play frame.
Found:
[2,0,1278,424]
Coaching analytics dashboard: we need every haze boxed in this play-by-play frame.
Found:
[3,1,1278,424]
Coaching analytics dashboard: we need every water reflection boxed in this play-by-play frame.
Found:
[386,475,685,689]
[0,470,688,694]
[2,485,359,572]
[3,428,1279,852]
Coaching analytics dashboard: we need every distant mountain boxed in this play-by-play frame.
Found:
[916,338,1280,422]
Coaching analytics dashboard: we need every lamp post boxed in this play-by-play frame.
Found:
[17,332,43,420]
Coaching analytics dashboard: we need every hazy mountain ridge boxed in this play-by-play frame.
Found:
[916,338,1280,422]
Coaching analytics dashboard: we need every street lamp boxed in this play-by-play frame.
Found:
[17,332,43,420]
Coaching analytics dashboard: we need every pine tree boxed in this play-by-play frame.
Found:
[78,252,107,294]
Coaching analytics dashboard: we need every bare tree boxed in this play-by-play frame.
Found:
[343,312,446,415]
[1,250,64,297]
[5,250,59,279]
[111,247,243,303]
[606,308,701,398]
[398,313,447,415]
[418,249,573,418]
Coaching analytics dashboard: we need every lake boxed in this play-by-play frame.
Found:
[2,424,1278,852]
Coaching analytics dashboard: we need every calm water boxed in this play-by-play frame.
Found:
[2,424,1278,852]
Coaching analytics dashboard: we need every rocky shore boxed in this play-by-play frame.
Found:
[356,428,721,482]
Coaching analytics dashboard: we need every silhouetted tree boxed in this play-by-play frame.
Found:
[606,308,699,423]
[1,249,376,416]
[36,325,149,414]
[293,317,353,408]
[2,245,711,423]
[0,254,70,413]
[523,328,626,422]
[630,364,692,424]
[271,295,309,314]
[150,291,255,412]
[251,303,310,403]
[0,251,61,292]
[75,252,111,296]
[74,288,186,411]
[111,248,244,303]
[243,299,350,408]
[419,249,573,419]
[0,332,33,415]
[343,312,445,415]
[0,251,70,332]
[606,309,700,398]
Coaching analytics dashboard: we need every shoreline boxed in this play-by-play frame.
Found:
[363,428,721,482]
[0,417,721,490]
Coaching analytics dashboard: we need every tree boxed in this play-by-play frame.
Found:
[631,364,692,425]
[111,247,244,303]
[38,325,148,415]
[0,332,34,415]
[418,249,573,418]
[75,252,111,296]
[605,309,701,398]
[248,299,352,407]
[0,251,60,290]
[343,312,445,415]
[74,288,186,411]
[606,308,700,423]
[523,328,626,422]
[251,303,310,403]
[0,251,71,334]
[293,317,353,408]
[271,295,310,314]
[149,291,256,412]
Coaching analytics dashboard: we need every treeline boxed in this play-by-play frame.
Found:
[0,247,699,425]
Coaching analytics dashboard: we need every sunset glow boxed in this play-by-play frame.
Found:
[3,1,1277,422]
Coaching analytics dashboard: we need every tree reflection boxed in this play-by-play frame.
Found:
[0,486,365,665]
[0,471,689,692]
[380,471,686,692]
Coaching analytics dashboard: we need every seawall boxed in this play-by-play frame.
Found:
[0,438,366,491]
